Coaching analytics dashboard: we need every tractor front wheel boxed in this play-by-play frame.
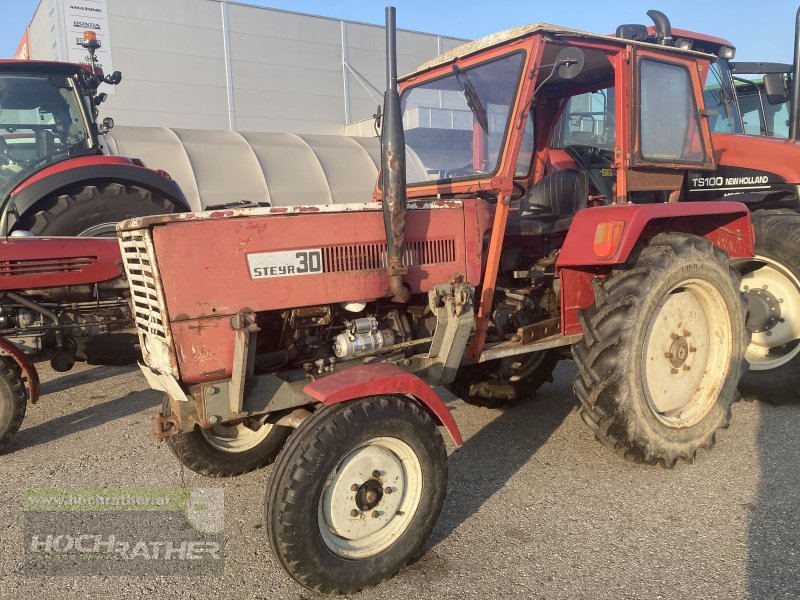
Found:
[572,233,747,468]
[0,359,27,453]
[266,396,447,593]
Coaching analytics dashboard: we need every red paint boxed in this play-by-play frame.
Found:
[558,201,753,267]
[0,336,39,405]
[0,237,123,291]
[11,155,136,195]
[304,362,462,446]
[710,133,800,183]
[152,202,489,323]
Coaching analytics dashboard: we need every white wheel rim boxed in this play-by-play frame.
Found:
[199,422,275,452]
[735,255,800,371]
[318,436,423,559]
[642,278,733,429]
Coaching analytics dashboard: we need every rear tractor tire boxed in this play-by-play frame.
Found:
[17,183,178,237]
[572,233,748,468]
[266,396,447,594]
[447,350,561,408]
[0,359,27,453]
[735,210,800,404]
[167,412,291,477]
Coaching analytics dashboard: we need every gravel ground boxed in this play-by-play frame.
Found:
[0,360,798,599]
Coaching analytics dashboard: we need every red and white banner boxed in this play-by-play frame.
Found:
[14,31,30,60]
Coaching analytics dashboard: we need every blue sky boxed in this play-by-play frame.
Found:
[3,0,798,63]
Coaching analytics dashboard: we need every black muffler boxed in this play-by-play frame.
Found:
[381,6,410,303]
[647,9,673,45]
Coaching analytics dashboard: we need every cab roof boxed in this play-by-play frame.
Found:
[0,60,90,76]
[406,22,717,78]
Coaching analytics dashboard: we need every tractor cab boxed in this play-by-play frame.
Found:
[0,61,100,197]
[394,22,718,217]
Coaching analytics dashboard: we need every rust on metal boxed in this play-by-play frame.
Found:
[151,411,180,442]
[517,316,561,345]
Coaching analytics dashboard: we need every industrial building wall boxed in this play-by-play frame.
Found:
[26,0,465,134]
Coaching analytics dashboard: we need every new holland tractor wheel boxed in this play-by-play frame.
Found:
[17,182,178,237]
[572,233,748,468]
[265,396,447,594]
[167,417,292,478]
[0,359,27,452]
[735,210,800,405]
[447,350,561,408]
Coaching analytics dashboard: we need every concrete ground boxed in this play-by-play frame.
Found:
[0,360,798,599]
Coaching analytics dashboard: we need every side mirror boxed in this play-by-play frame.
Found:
[100,117,114,134]
[555,47,585,80]
[763,73,789,105]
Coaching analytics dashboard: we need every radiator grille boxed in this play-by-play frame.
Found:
[0,256,96,276]
[119,230,168,341]
[323,239,456,273]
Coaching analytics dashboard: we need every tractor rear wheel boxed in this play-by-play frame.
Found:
[0,359,27,453]
[266,396,447,593]
[447,350,560,408]
[572,233,747,468]
[736,210,800,404]
[167,414,291,477]
[17,183,178,237]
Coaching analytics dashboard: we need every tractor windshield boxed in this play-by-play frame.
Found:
[400,52,525,185]
[0,73,93,199]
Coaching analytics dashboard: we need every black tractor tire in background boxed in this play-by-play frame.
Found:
[166,397,292,477]
[446,350,561,408]
[572,233,748,468]
[0,359,27,453]
[266,396,447,594]
[737,210,800,405]
[17,182,178,237]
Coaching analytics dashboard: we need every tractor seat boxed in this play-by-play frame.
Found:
[512,170,590,237]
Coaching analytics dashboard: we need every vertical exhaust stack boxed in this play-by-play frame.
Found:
[646,9,673,45]
[381,6,410,303]
[790,6,800,140]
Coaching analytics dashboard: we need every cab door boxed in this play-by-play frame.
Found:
[631,49,716,171]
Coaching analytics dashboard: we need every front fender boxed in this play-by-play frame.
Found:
[557,201,754,267]
[0,337,39,404]
[304,362,463,446]
[10,156,189,220]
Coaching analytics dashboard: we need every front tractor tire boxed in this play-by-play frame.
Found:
[736,210,800,404]
[573,233,747,468]
[167,417,291,477]
[0,360,26,453]
[266,396,447,594]
[18,183,178,237]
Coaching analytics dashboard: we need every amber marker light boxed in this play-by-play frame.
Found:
[593,220,625,260]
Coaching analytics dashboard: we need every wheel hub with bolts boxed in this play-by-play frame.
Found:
[735,255,800,370]
[743,286,781,333]
[318,437,422,559]
[642,279,732,428]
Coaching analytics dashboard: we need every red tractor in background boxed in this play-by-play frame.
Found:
[125,8,760,592]
[0,32,189,450]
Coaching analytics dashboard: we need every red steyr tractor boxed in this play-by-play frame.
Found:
[123,8,757,593]
[0,32,189,451]
[546,10,800,406]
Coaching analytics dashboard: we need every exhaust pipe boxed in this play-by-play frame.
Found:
[790,6,800,140]
[381,6,410,303]
[646,9,673,45]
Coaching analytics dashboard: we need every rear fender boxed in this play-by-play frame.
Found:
[10,156,189,221]
[0,337,40,404]
[556,201,754,336]
[304,362,462,446]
